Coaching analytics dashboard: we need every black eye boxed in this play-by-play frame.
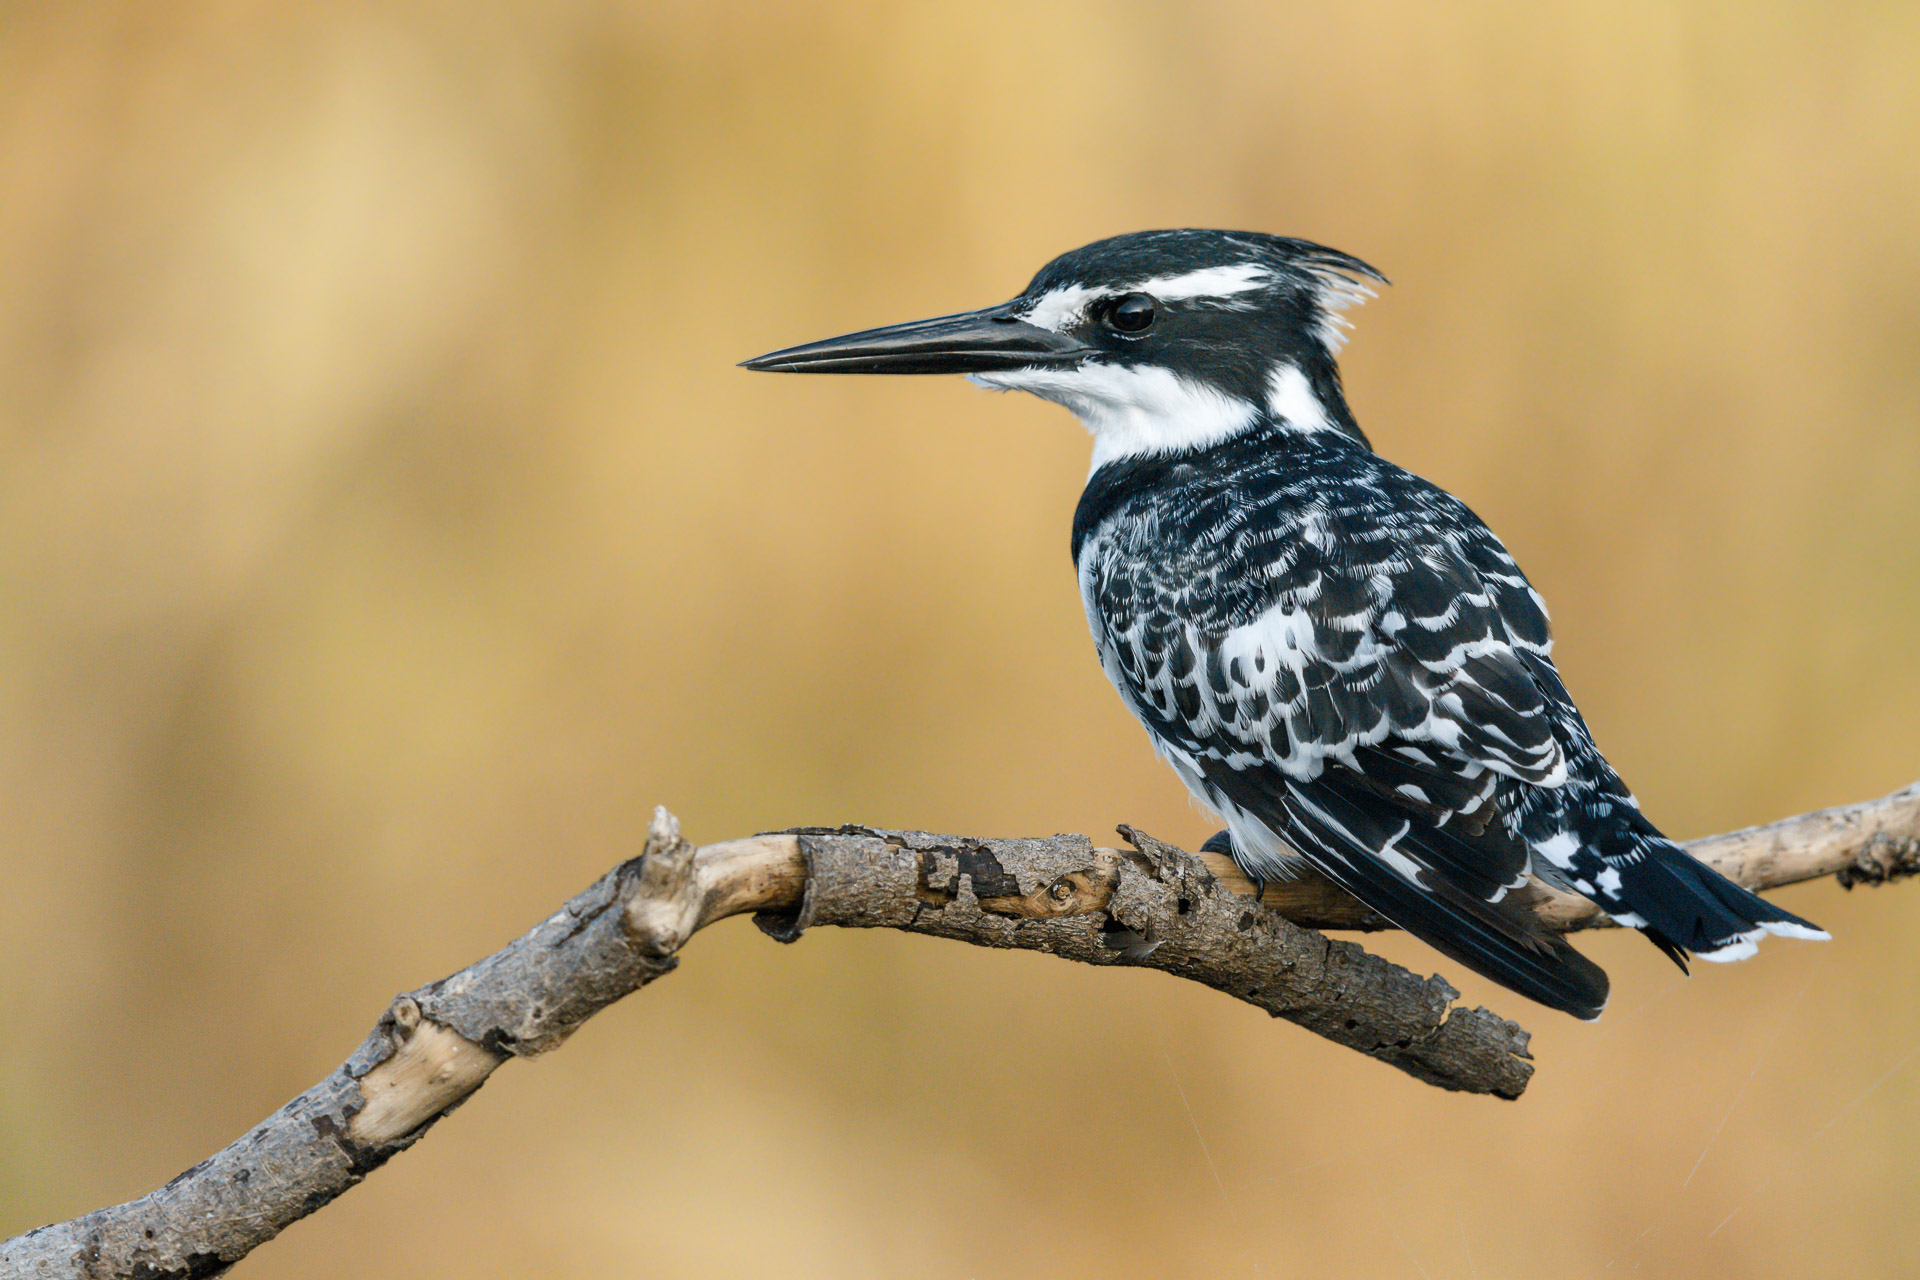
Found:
[1105,293,1158,333]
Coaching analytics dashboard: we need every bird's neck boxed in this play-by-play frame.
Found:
[1266,351,1368,447]
[1078,352,1367,474]
[1070,410,1369,564]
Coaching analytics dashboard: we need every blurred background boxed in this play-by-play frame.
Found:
[2,2,1917,1276]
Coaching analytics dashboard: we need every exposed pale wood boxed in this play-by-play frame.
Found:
[8,783,1915,1279]
[350,998,505,1147]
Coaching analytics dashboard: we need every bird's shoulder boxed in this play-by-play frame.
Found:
[1077,438,1549,641]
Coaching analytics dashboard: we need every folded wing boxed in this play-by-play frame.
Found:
[1095,529,1610,1017]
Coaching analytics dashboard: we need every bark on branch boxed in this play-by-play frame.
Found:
[6,784,1917,1279]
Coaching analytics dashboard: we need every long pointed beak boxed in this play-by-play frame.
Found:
[740,301,1093,374]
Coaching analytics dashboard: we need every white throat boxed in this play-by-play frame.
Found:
[970,364,1258,472]
[971,358,1340,470]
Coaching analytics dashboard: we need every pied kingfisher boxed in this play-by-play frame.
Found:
[743,229,1825,1018]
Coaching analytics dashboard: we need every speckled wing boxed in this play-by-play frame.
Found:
[1088,512,1567,801]
[1083,503,1610,1018]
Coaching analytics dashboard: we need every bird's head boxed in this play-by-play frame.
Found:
[742,229,1387,468]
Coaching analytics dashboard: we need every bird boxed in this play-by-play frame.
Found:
[741,229,1826,1019]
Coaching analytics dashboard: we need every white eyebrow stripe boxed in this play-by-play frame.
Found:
[1024,284,1104,332]
[1132,262,1271,301]
[1021,263,1273,332]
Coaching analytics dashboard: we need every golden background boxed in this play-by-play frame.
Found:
[4,3,1918,1276]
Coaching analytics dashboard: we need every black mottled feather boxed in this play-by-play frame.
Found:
[1077,422,1821,1017]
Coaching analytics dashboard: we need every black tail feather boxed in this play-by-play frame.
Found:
[1611,841,1826,962]
[1297,794,1611,1020]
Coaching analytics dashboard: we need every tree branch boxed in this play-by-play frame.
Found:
[6,784,1916,1279]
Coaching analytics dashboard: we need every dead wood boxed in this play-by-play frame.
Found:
[6,782,1915,1279]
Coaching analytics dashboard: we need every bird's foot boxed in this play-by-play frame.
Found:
[1198,829,1265,903]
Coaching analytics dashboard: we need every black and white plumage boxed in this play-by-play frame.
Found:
[744,229,1826,1019]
